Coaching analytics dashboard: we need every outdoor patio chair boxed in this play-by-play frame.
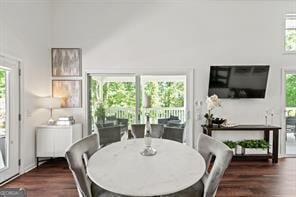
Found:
[117,118,128,133]
[286,116,296,140]
[166,120,185,128]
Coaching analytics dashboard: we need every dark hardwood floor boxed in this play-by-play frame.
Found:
[2,158,296,197]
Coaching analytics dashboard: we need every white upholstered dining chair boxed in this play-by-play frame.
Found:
[65,134,122,197]
[165,133,233,197]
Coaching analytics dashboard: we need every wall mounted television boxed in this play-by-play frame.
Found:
[208,65,270,98]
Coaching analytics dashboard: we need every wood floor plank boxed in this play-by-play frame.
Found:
[2,158,296,197]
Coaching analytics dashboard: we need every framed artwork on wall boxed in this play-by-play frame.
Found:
[52,80,82,108]
[52,48,82,77]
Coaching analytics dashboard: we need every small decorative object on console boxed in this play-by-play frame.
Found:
[212,118,226,127]
[56,116,75,126]
[221,121,238,128]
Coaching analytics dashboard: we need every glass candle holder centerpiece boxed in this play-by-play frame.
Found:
[141,115,157,156]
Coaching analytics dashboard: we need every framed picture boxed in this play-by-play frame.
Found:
[52,80,82,108]
[52,48,82,77]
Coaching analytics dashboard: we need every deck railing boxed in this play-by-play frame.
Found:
[104,107,185,124]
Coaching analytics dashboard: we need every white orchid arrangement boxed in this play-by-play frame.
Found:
[205,94,221,126]
[206,94,221,112]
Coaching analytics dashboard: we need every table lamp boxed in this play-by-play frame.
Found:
[39,97,61,125]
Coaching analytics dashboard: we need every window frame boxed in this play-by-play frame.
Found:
[284,14,296,54]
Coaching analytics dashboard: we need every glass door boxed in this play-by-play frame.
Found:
[87,74,137,134]
[0,56,20,183]
[140,75,186,124]
[87,73,188,142]
[285,73,296,155]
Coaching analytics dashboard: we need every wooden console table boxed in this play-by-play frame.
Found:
[202,125,281,163]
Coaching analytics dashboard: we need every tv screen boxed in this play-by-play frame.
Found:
[208,65,269,98]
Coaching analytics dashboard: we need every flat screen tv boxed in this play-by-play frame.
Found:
[208,65,269,98]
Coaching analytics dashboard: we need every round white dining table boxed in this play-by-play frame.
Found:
[87,139,206,197]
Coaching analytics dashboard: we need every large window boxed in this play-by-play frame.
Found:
[285,15,296,52]
[87,74,186,133]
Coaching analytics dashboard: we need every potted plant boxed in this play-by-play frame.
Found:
[223,140,237,155]
[238,139,269,155]
[205,94,221,127]
[95,102,106,127]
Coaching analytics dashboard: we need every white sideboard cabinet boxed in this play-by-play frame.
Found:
[36,124,82,167]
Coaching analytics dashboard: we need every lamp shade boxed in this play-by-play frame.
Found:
[38,97,61,109]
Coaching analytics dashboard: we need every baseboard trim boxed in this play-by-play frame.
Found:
[0,161,48,186]
[278,154,285,159]
[21,160,48,173]
[20,162,36,174]
[0,174,20,186]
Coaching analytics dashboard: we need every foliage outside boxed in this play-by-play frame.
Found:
[94,103,106,124]
[286,74,296,108]
[285,30,296,52]
[0,70,6,129]
[144,81,184,108]
[90,78,185,124]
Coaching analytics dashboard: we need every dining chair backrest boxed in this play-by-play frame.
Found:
[65,134,99,197]
[117,118,128,131]
[151,124,164,138]
[131,124,145,138]
[197,133,233,197]
[103,122,115,127]
[97,126,121,147]
[163,127,184,143]
[95,122,115,129]
[166,120,185,128]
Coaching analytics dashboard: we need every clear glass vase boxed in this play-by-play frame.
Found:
[141,115,157,156]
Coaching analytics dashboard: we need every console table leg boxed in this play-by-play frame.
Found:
[272,129,279,163]
[264,129,270,154]
[208,129,212,137]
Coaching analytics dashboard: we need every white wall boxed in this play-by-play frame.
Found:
[2,0,296,171]
[51,0,296,150]
[0,0,51,172]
